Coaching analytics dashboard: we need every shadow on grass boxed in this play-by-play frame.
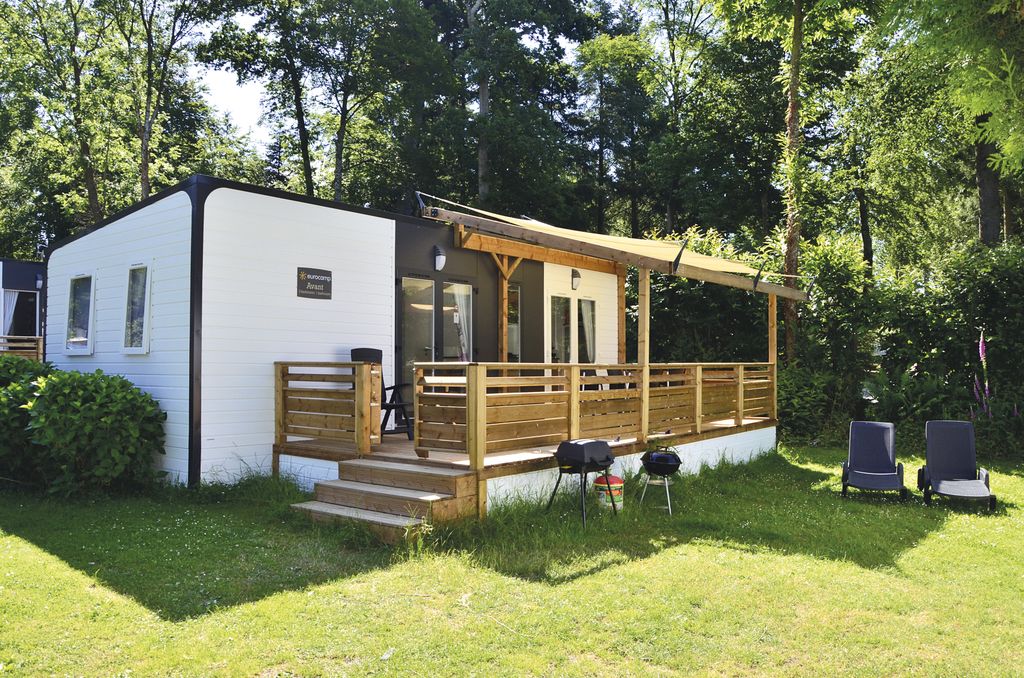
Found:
[429,449,955,584]
[0,475,391,621]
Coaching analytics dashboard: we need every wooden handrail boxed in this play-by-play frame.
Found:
[413,360,776,459]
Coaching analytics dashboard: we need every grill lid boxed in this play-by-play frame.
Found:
[555,439,615,468]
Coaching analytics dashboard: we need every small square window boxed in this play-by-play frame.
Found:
[66,275,94,354]
[123,265,150,353]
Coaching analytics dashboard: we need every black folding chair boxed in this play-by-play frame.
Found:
[351,348,413,440]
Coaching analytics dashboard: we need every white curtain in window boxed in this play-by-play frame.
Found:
[3,291,18,335]
[450,284,472,361]
[579,299,596,363]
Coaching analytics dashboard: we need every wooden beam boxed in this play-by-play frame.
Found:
[489,252,508,278]
[459,230,619,275]
[767,293,778,365]
[638,268,650,366]
[617,265,626,363]
[428,207,808,301]
[466,365,488,518]
[506,256,523,277]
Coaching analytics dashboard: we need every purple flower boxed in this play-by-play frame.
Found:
[969,405,976,420]
[1014,403,1020,417]
[979,330,987,365]
[973,376,982,402]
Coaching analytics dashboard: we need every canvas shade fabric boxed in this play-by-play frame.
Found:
[422,194,766,278]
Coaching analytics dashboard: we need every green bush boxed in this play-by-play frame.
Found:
[25,370,166,494]
[0,355,52,481]
[777,366,842,440]
[0,353,51,388]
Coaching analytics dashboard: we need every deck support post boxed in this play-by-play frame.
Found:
[568,365,581,439]
[273,362,286,477]
[354,363,372,455]
[735,365,745,426]
[466,364,488,518]
[768,293,778,421]
[638,268,651,442]
[694,365,703,434]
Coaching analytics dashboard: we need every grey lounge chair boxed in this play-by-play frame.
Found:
[842,421,908,499]
[919,420,996,510]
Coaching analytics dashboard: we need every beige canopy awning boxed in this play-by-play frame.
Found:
[418,195,807,302]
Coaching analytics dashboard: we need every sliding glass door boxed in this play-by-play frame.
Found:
[400,278,435,399]
[399,277,475,399]
[550,295,596,363]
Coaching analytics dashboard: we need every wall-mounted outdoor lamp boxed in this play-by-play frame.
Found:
[433,245,447,272]
[571,268,582,291]
[35,273,43,290]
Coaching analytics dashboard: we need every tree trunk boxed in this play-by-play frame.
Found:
[630,192,641,240]
[468,0,489,205]
[854,185,872,276]
[976,114,1002,245]
[1003,179,1019,239]
[78,134,102,223]
[332,99,349,203]
[287,60,314,197]
[140,122,151,199]
[596,80,606,234]
[782,0,804,365]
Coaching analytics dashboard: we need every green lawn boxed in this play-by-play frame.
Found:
[1,445,1021,675]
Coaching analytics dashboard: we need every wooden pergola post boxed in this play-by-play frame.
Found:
[616,264,627,363]
[768,293,778,420]
[491,253,522,362]
[638,268,651,442]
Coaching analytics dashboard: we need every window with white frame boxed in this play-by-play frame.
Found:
[66,275,94,353]
[123,264,151,352]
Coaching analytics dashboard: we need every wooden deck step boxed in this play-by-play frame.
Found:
[338,458,476,496]
[314,479,452,519]
[291,500,424,543]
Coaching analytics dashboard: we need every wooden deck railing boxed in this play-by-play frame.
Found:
[414,361,776,470]
[274,361,382,453]
[0,336,43,361]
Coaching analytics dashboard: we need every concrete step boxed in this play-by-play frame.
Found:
[338,458,476,496]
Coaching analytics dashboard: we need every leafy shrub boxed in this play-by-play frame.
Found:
[0,354,51,388]
[25,370,166,494]
[0,355,52,480]
[863,368,960,424]
[777,366,841,440]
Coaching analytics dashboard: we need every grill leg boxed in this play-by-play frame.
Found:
[640,474,650,506]
[546,472,563,511]
[603,469,618,516]
[665,476,672,516]
[580,472,587,528]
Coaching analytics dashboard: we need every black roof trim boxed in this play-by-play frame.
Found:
[47,175,441,257]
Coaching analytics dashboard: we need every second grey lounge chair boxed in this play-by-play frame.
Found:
[919,420,996,510]
[842,421,908,499]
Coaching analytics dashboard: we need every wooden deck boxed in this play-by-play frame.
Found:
[274,359,777,531]
[276,416,775,480]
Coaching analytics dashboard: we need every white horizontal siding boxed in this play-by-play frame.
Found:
[200,188,396,482]
[46,192,193,483]
[543,262,619,364]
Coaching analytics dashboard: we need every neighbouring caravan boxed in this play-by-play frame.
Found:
[45,175,621,485]
[1,258,44,337]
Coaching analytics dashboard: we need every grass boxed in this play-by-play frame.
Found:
[1,445,1022,675]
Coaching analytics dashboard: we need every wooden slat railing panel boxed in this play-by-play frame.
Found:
[274,361,382,456]
[0,336,43,361]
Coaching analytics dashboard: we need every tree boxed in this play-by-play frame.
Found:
[1,0,114,224]
[105,0,213,199]
[201,0,317,196]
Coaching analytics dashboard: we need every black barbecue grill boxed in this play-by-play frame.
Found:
[639,448,682,515]
[545,439,619,526]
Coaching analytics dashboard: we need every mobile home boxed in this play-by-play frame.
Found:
[46,175,805,531]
